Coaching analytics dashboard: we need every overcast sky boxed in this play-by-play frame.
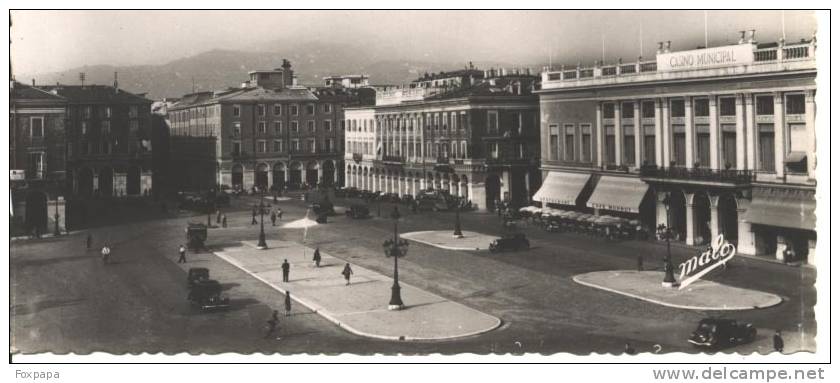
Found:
[11,10,817,74]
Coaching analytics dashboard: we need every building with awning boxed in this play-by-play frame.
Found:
[586,176,650,214]
[744,187,816,231]
[532,171,590,206]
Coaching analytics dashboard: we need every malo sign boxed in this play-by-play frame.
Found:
[657,44,755,72]
[677,234,736,290]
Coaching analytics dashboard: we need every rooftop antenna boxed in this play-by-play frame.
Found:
[639,22,644,57]
[704,11,709,48]
[782,10,786,41]
[113,71,119,89]
[601,33,606,64]
[79,72,85,87]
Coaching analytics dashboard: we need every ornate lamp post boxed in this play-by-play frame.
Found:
[658,195,678,288]
[256,189,268,249]
[382,206,409,310]
[453,204,463,238]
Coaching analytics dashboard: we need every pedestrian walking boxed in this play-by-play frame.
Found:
[281,259,290,282]
[222,215,227,228]
[86,233,93,250]
[216,210,222,224]
[773,330,784,353]
[178,244,187,263]
[637,254,644,271]
[252,206,258,225]
[277,208,283,220]
[101,244,111,265]
[270,210,277,226]
[284,291,292,317]
[264,310,280,339]
[342,263,354,285]
[313,247,322,267]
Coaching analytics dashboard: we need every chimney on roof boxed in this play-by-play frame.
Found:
[657,42,663,54]
[738,31,746,44]
[113,72,119,92]
[748,30,756,44]
[664,41,672,53]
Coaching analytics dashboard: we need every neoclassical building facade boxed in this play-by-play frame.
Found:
[537,33,817,264]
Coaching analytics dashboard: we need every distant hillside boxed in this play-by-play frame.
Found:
[15,41,530,100]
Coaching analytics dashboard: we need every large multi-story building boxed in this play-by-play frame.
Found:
[10,81,68,234]
[344,67,541,211]
[536,31,817,264]
[167,60,372,192]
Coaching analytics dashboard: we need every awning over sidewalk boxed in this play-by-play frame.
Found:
[586,176,649,214]
[744,187,816,231]
[532,171,590,206]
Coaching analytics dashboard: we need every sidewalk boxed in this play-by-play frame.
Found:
[213,240,501,341]
[573,270,783,310]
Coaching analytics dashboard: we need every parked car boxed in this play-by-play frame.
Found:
[489,233,530,252]
[415,197,449,212]
[688,318,757,349]
[310,201,335,216]
[187,267,210,287]
[188,279,230,310]
[185,223,208,250]
[345,204,371,219]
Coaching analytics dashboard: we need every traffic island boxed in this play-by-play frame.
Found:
[573,270,783,310]
[401,230,496,251]
[214,240,501,341]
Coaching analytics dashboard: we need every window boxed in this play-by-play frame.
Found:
[643,129,656,165]
[105,107,112,118]
[274,104,282,116]
[323,104,332,113]
[719,98,736,116]
[603,103,615,117]
[129,105,139,118]
[623,128,635,165]
[233,105,241,117]
[642,101,655,118]
[67,143,73,158]
[102,140,111,155]
[129,120,139,135]
[306,104,315,115]
[290,104,298,116]
[232,141,241,155]
[621,102,635,119]
[258,122,266,134]
[83,106,92,119]
[672,131,686,166]
[605,127,616,164]
[102,120,111,135]
[307,120,315,133]
[324,120,332,131]
[694,99,709,117]
[581,124,592,162]
[696,130,710,167]
[324,139,333,153]
[487,111,499,133]
[81,142,90,155]
[257,140,267,153]
[461,141,467,158]
[292,139,300,152]
[27,152,44,178]
[670,99,685,117]
[786,94,805,115]
[756,96,775,115]
[722,130,736,168]
[291,121,299,133]
[518,143,526,159]
[564,125,576,161]
[308,139,316,153]
[487,142,499,159]
[257,104,265,116]
[758,124,775,171]
[81,121,89,135]
[549,130,559,161]
[233,122,241,137]
[30,117,44,137]
[274,121,283,134]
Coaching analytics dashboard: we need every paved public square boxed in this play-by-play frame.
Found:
[10,192,817,355]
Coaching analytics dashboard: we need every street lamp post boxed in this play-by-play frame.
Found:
[658,196,678,288]
[257,189,268,249]
[383,206,409,310]
[453,204,463,238]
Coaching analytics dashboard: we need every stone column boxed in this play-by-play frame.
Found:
[684,192,695,246]
[735,94,746,170]
[807,238,816,265]
[745,94,756,170]
[684,96,695,168]
[654,98,663,166]
[709,97,721,170]
[661,98,672,166]
[805,90,816,179]
[709,195,720,241]
[634,100,642,169]
[736,198,756,255]
[614,102,622,165]
[775,235,788,261]
[773,92,785,178]
[595,102,604,167]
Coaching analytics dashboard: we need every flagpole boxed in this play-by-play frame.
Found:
[704,11,709,48]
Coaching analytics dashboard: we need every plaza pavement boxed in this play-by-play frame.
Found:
[213,239,501,341]
[573,270,783,310]
[401,230,497,251]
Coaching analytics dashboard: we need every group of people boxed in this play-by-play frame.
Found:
[251,205,283,226]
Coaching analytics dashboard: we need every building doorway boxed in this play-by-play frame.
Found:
[98,167,113,197]
[485,174,501,211]
[289,162,302,188]
[322,160,335,186]
[127,166,141,196]
[255,163,269,190]
[78,168,94,197]
[668,191,687,242]
[693,192,712,245]
[25,191,48,233]
[306,162,319,186]
[273,163,286,191]
[231,164,244,189]
[719,193,739,243]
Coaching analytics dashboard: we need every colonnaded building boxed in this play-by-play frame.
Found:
[166,60,373,192]
[536,31,817,264]
[344,67,541,211]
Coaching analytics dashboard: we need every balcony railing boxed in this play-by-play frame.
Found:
[436,156,450,164]
[640,165,754,184]
[382,155,404,164]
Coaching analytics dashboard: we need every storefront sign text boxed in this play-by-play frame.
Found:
[657,44,754,72]
[678,234,736,290]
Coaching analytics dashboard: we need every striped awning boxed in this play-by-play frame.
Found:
[744,187,816,231]
[586,176,649,213]
[532,171,591,206]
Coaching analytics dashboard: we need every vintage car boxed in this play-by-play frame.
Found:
[415,196,450,212]
[345,204,371,219]
[187,279,230,310]
[688,318,757,348]
[489,233,530,253]
[310,201,335,216]
[185,223,208,250]
[187,267,210,287]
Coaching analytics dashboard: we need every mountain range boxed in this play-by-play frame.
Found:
[15,41,535,100]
